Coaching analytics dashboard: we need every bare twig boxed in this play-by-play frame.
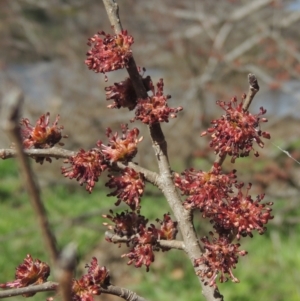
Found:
[0,281,149,301]
[101,285,149,301]
[0,147,159,186]
[0,147,76,160]
[0,88,59,264]
[242,73,260,111]
[105,231,185,250]
[0,282,58,299]
[55,244,77,301]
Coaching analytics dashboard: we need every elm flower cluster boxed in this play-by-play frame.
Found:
[105,76,152,110]
[20,112,67,163]
[133,78,183,124]
[103,211,178,271]
[195,234,247,287]
[62,149,107,193]
[103,210,148,238]
[106,167,145,211]
[211,183,273,239]
[85,30,134,80]
[157,213,179,243]
[0,254,50,297]
[174,163,237,211]
[98,124,143,163]
[20,113,65,149]
[72,258,109,301]
[176,166,273,240]
[201,97,271,162]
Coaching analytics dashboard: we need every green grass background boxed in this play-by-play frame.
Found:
[0,159,300,301]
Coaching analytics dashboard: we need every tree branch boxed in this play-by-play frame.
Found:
[105,231,185,251]
[101,1,223,300]
[0,88,59,264]
[0,147,159,187]
[0,147,76,160]
[0,281,149,301]
[0,282,58,299]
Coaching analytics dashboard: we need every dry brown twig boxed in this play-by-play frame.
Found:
[0,88,59,265]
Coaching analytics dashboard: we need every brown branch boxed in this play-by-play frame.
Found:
[0,147,159,186]
[105,231,185,251]
[0,282,58,299]
[55,244,77,301]
[0,147,76,160]
[102,1,223,301]
[0,88,59,264]
[101,284,149,301]
[242,73,259,111]
[0,281,149,301]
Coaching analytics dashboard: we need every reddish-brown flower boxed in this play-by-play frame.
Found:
[72,258,109,301]
[105,76,152,110]
[133,78,183,124]
[156,213,178,242]
[103,210,148,238]
[175,163,237,211]
[20,112,65,149]
[123,242,155,272]
[85,30,134,80]
[104,212,177,270]
[211,183,273,239]
[98,124,142,163]
[62,149,107,193]
[201,97,270,162]
[106,167,145,211]
[195,234,247,287]
[0,254,50,297]
[20,112,66,163]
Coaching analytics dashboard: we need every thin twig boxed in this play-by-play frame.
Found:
[0,88,59,264]
[0,147,159,186]
[242,73,259,111]
[0,281,149,301]
[0,282,58,299]
[0,147,76,160]
[105,231,185,250]
[55,244,77,301]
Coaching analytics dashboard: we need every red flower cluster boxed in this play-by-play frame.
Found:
[98,124,142,163]
[157,213,178,243]
[104,211,178,271]
[20,112,66,163]
[103,210,148,237]
[105,76,152,110]
[133,78,183,124]
[195,234,247,287]
[176,166,273,240]
[201,97,270,162]
[62,149,107,193]
[20,113,65,149]
[85,30,134,80]
[106,167,145,211]
[211,183,273,239]
[175,163,237,211]
[62,125,142,192]
[0,254,50,297]
[72,258,109,301]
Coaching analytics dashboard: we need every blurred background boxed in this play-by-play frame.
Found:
[1,1,300,300]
